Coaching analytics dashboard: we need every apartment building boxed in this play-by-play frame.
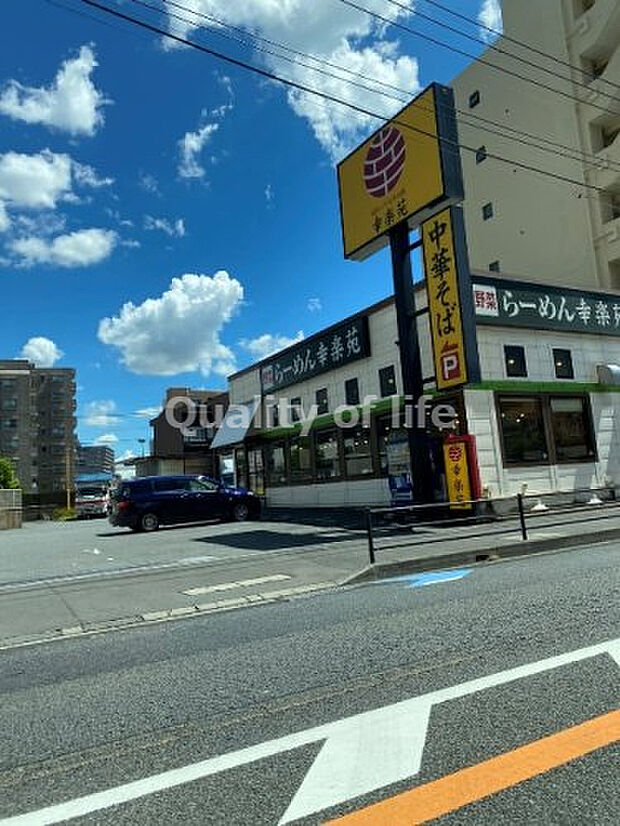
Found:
[0,360,76,494]
[76,444,115,476]
[452,0,620,289]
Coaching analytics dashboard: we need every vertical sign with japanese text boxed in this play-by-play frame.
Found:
[443,439,472,510]
[422,206,478,391]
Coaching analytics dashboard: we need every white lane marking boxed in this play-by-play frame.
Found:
[182,574,291,596]
[2,636,618,826]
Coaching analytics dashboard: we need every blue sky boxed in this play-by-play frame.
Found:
[0,0,499,458]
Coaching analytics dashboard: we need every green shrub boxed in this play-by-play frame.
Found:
[52,507,76,521]
[0,456,20,490]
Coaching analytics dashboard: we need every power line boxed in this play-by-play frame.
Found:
[76,0,613,196]
[413,0,620,94]
[335,0,620,119]
[144,0,620,173]
[380,0,620,103]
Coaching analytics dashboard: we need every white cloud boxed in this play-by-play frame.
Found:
[0,150,72,208]
[134,406,161,419]
[0,201,9,232]
[307,297,322,312]
[98,271,243,376]
[95,433,118,445]
[239,330,305,360]
[83,400,119,427]
[478,0,503,41]
[139,173,160,195]
[163,1,418,160]
[178,122,219,178]
[10,228,117,268]
[20,336,63,367]
[73,161,114,188]
[265,183,274,205]
[144,215,186,237]
[0,45,108,136]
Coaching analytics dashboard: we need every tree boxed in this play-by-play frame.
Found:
[0,456,20,489]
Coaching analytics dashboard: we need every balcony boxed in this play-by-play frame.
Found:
[571,0,620,61]
[580,46,620,118]
[592,125,620,190]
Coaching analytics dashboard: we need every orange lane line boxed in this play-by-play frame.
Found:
[326,709,620,826]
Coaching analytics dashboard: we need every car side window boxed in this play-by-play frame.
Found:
[189,479,217,491]
[153,478,185,492]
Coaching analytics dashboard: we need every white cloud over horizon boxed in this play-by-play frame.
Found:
[0,45,108,136]
[20,336,63,367]
[95,432,118,445]
[83,399,119,427]
[478,0,503,42]
[239,330,305,360]
[98,271,243,376]
[144,215,186,237]
[163,1,418,160]
[10,228,117,268]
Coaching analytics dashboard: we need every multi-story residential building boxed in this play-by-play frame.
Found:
[452,0,620,289]
[0,360,76,494]
[134,387,229,477]
[76,444,115,476]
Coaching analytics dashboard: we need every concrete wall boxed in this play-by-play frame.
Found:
[0,489,22,530]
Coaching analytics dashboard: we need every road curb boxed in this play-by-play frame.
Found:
[342,526,620,585]
[0,581,338,652]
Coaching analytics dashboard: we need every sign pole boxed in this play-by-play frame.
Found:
[389,221,435,505]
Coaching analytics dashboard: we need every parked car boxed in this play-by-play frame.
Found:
[108,475,260,532]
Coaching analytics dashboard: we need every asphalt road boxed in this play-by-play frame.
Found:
[0,541,618,824]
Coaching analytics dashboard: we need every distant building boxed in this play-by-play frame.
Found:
[452,0,620,289]
[0,360,76,494]
[134,387,229,478]
[76,444,115,476]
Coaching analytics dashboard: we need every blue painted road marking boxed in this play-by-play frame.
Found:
[374,569,473,588]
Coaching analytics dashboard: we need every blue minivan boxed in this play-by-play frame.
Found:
[108,475,260,532]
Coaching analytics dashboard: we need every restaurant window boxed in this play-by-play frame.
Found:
[504,345,527,377]
[248,448,265,495]
[316,387,328,416]
[234,447,247,489]
[553,348,574,379]
[498,397,548,464]
[379,365,397,397]
[375,414,408,477]
[345,378,360,406]
[314,429,341,480]
[290,397,302,423]
[343,425,373,477]
[289,436,313,483]
[550,397,594,461]
[266,443,287,485]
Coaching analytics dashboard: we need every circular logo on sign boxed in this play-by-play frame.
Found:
[363,126,406,198]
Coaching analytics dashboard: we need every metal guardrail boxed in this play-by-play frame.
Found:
[365,485,619,565]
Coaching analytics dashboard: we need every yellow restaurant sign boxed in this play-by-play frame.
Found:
[422,206,469,391]
[443,439,472,510]
[337,84,462,261]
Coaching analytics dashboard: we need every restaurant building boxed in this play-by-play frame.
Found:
[212,275,620,507]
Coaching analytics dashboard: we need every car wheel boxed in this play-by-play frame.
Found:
[232,501,250,522]
[140,512,159,532]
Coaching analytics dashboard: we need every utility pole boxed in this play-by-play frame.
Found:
[389,223,435,505]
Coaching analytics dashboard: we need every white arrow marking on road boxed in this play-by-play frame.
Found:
[1,636,618,826]
[277,701,431,825]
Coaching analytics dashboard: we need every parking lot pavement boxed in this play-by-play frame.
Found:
[0,519,370,646]
[0,518,367,586]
